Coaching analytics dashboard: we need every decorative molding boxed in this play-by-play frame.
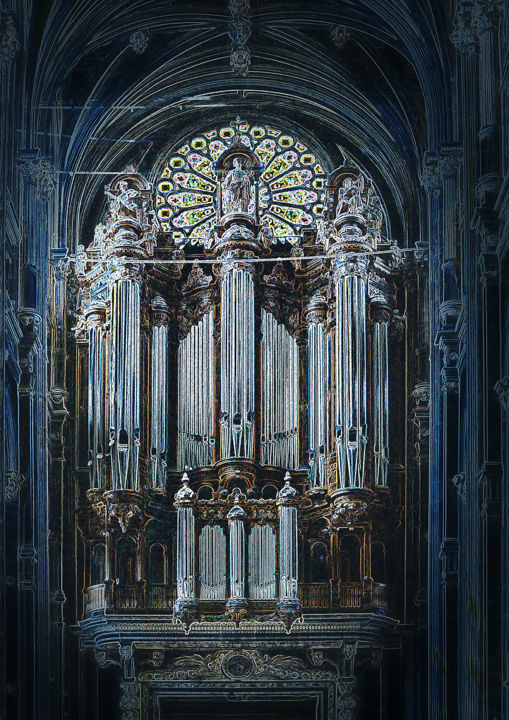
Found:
[495,377,509,409]
[330,25,351,49]
[4,471,24,503]
[0,11,20,65]
[229,0,251,76]
[129,30,150,55]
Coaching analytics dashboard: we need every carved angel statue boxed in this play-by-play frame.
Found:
[222,158,251,214]
[105,180,139,221]
[336,173,365,218]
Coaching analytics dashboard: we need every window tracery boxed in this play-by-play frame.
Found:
[156,121,327,243]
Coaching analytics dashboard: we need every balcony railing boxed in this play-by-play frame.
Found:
[84,583,106,614]
[83,580,392,617]
[300,582,330,609]
[146,583,176,609]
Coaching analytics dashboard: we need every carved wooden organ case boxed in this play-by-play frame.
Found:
[73,138,405,629]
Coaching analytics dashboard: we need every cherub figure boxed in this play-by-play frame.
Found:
[105,180,138,221]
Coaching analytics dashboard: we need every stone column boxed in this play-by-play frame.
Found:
[277,474,300,627]
[173,474,197,628]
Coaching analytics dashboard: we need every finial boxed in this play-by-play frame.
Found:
[175,472,195,502]
[278,473,298,502]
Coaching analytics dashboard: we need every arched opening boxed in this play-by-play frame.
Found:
[371,542,386,584]
[261,484,277,499]
[197,484,213,499]
[116,536,137,585]
[340,535,361,583]
[311,542,328,583]
[91,543,105,586]
[148,543,166,584]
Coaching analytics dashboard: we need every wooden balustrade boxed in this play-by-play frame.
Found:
[299,582,330,608]
[339,581,363,608]
[146,584,176,609]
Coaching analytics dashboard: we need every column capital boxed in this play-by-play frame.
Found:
[451,1,478,54]
[438,145,463,177]
[420,152,441,197]
[472,0,503,35]
[18,150,56,197]
[332,252,369,281]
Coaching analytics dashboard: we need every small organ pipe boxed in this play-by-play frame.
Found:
[260,308,299,469]
[85,303,106,489]
[150,297,169,489]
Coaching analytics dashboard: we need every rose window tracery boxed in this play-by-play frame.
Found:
[156,121,327,244]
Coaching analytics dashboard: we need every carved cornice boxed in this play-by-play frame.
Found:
[18,152,56,197]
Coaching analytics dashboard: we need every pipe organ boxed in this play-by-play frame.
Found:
[74,141,404,629]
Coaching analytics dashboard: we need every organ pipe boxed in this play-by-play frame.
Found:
[260,308,299,469]
[109,269,141,491]
[307,319,327,487]
[150,297,169,489]
[85,304,106,489]
[373,309,390,486]
[227,503,247,600]
[333,255,368,488]
[277,475,299,601]
[175,476,196,602]
[199,525,227,599]
[248,523,276,599]
[177,310,215,469]
[220,266,255,459]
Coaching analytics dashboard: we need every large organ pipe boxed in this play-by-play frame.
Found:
[220,266,255,459]
[85,303,106,489]
[174,475,196,604]
[308,319,327,487]
[109,268,141,490]
[150,296,169,489]
[277,475,299,601]
[372,306,390,486]
[333,255,368,488]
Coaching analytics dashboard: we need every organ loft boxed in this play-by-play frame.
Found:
[69,120,407,715]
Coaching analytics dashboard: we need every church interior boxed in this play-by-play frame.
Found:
[1,1,508,719]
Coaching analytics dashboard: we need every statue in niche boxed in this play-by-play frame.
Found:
[222,157,251,214]
[105,180,139,221]
[335,173,365,217]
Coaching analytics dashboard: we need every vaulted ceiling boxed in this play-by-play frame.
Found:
[17,0,454,245]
